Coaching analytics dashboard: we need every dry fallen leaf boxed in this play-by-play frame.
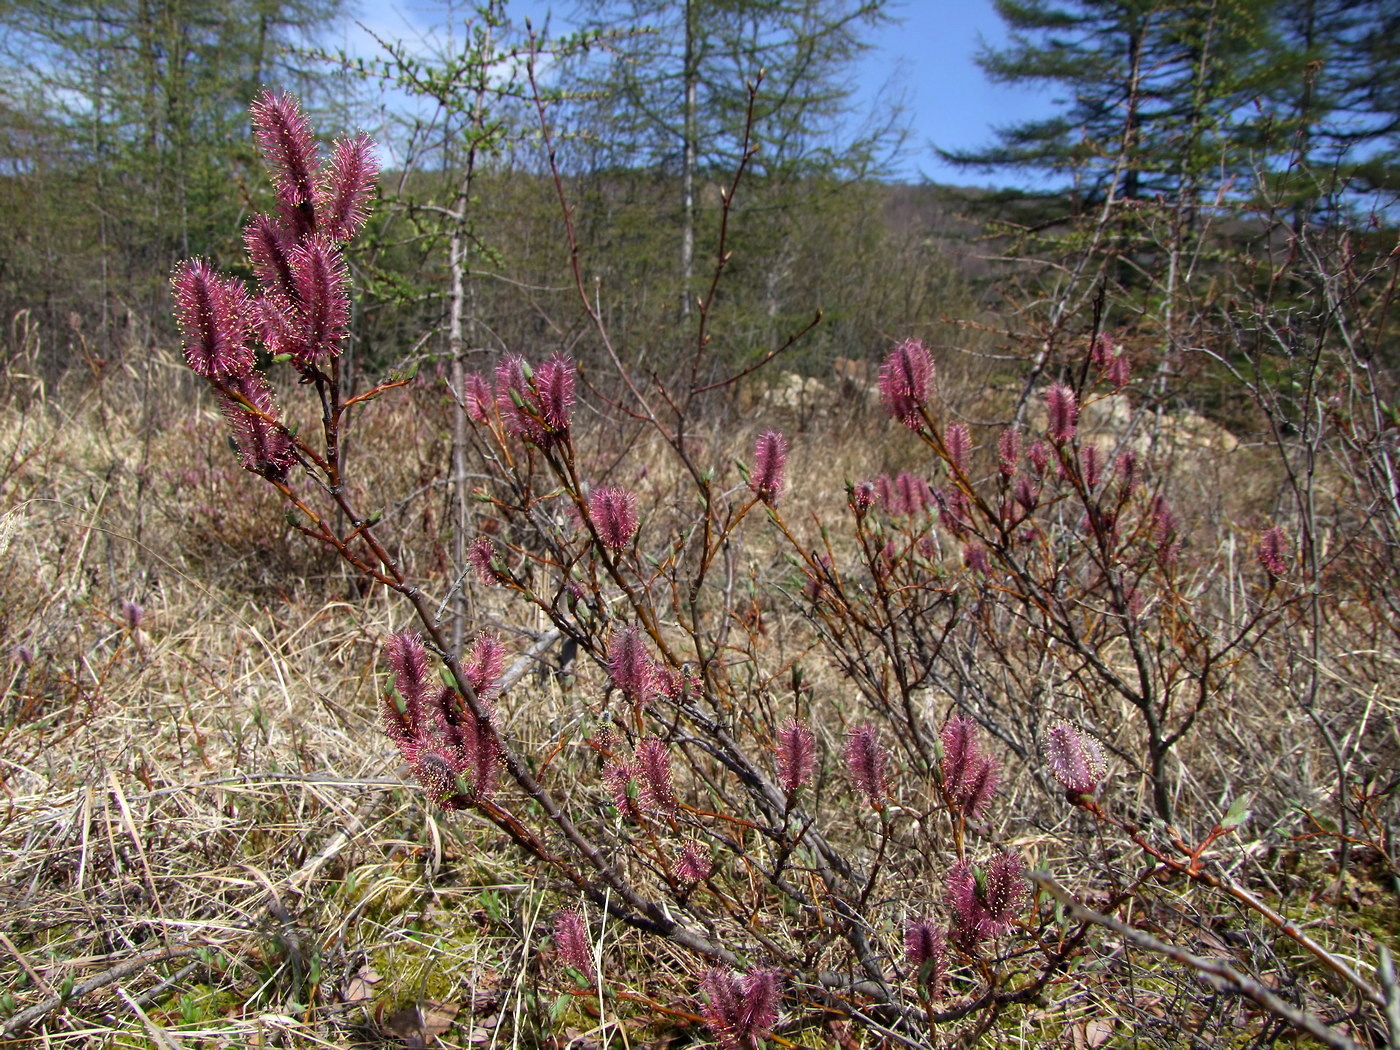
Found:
[342,963,381,1005]
[382,999,461,1046]
[1083,1018,1115,1047]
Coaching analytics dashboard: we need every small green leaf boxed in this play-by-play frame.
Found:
[1220,795,1251,830]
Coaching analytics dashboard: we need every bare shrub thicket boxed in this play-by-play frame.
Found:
[2,85,1396,1050]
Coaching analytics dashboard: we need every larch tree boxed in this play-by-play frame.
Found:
[561,0,900,316]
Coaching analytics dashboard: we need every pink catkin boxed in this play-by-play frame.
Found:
[534,355,575,438]
[879,339,934,429]
[846,724,888,808]
[464,372,493,424]
[494,356,540,443]
[495,355,573,448]
[385,631,433,717]
[675,841,714,885]
[286,236,350,364]
[874,473,896,511]
[250,90,319,219]
[219,372,293,478]
[1027,440,1049,476]
[590,487,640,550]
[940,716,998,818]
[1116,450,1141,495]
[998,427,1021,477]
[172,260,255,378]
[318,132,378,241]
[1046,382,1078,444]
[635,737,677,814]
[606,626,654,704]
[962,542,990,575]
[983,851,1028,931]
[381,633,499,809]
[554,909,596,983]
[699,968,782,1050]
[944,422,971,474]
[1150,496,1180,564]
[464,631,506,699]
[1106,352,1132,388]
[904,918,947,994]
[1013,475,1040,512]
[1090,333,1116,370]
[1080,443,1103,489]
[243,215,297,300]
[777,719,816,798]
[849,481,876,514]
[467,536,507,585]
[895,471,930,515]
[1258,526,1289,577]
[751,429,788,505]
[603,758,643,821]
[1045,720,1107,795]
[947,852,1028,945]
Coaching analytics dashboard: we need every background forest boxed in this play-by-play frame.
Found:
[1,0,1398,1048]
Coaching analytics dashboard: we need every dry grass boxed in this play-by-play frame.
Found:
[2,331,1397,1049]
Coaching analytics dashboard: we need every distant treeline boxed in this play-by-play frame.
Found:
[0,0,1396,410]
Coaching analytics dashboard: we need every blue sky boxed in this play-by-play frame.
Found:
[339,0,1060,186]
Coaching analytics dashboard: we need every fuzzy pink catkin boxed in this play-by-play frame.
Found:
[1150,495,1180,563]
[1027,440,1049,476]
[635,736,677,814]
[699,968,782,1050]
[895,471,929,515]
[467,536,507,585]
[385,631,433,717]
[533,355,575,437]
[904,918,947,993]
[962,542,990,575]
[1046,382,1078,444]
[750,429,788,505]
[1106,351,1132,388]
[998,427,1021,477]
[879,338,933,429]
[286,236,351,363]
[120,600,145,631]
[1013,475,1039,512]
[940,716,998,818]
[675,840,714,885]
[947,852,1026,945]
[220,372,294,478]
[464,631,506,699]
[606,625,654,704]
[874,473,895,510]
[1090,333,1116,369]
[590,486,640,550]
[494,355,538,441]
[464,372,493,424]
[243,215,297,300]
[1258,525,1289,577]
[554,908,596,983]
[172,259,255,378]
[318,132,378,241]
[849,480,876,514]
[983,850,1028,930]
[1045,720,1107,795]
[944,422,971,474]
[777,719,816,798]
[602,757,643,821]
[250,90,319,219]
[1080,443,1103,489]
[846,723,888,808]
